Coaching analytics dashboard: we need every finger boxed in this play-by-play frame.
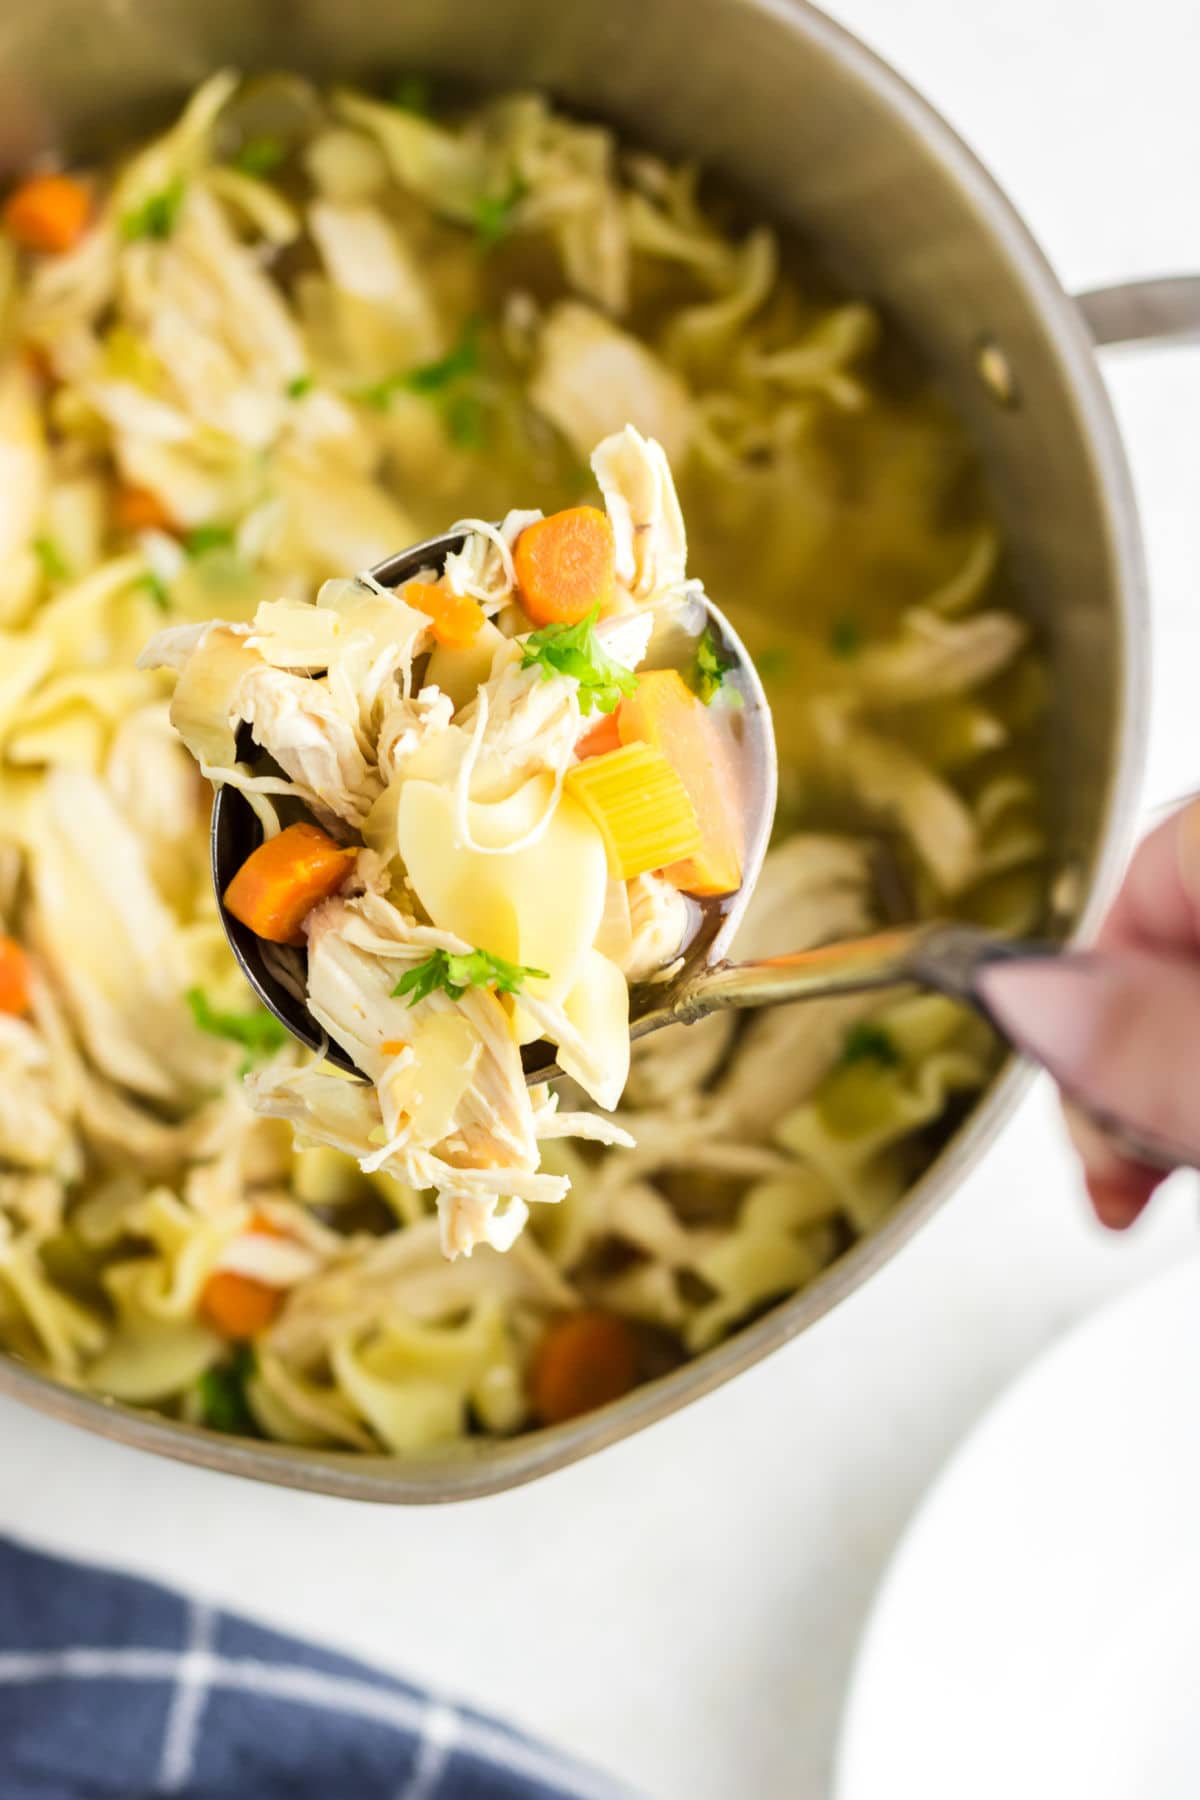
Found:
[1062,1101,1161,1230]
[1059,796,1200,1224]
[1096,799,1200,955]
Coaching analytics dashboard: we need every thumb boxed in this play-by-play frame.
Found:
[993,797,1200,1229]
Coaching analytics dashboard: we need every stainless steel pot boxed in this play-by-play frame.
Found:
[0,0,1185,1500]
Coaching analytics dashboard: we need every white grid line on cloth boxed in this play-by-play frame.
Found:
[398,1696,459,1800]
[0,1648,626,1800]
[158,1601,216,1792]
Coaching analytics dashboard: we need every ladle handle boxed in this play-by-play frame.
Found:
[676,923,1200,1175]
[671,921,1020,1023]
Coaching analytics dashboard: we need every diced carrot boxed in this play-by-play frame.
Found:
[0,937,31,1016]
[380,1038,408,1056]
[199,1213,289,1340]
[616,668,743,896]
[531,1309,640,1425]
[113,483,173,534]
[3,174,90,253]
[513,506,615,626]
[575,711,622,760]
[223,821,357,946]
[403,580,485,650]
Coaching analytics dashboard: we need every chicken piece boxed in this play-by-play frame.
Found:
[530,303,691,467]
[237,663,382,828]
[622,873,691,983]
[591,424,689,601]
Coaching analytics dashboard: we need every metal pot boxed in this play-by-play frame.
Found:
[0,0,1183,1500]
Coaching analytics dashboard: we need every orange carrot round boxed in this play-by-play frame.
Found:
[0,937,31,1016]
[513,506,615,626]
[617,668,742,896]
[199,1214,288,1340]
[199,1270,283,1340]
[531,1309,639,1425]
[3,175,90,253]
[113,484,173,535]
[223,821,357,945]
[403,580,484,650]
[574,711,623,761]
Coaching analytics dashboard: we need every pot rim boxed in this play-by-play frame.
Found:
[0,0,1149,1501]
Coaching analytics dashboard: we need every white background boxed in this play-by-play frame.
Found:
[3,4,1200,1796]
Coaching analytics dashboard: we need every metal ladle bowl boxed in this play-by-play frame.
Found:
[210,529,778,1079]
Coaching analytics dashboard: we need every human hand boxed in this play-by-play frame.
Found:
[1062,801,1200,1229]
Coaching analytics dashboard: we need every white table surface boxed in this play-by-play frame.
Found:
[3,4,1200,1796]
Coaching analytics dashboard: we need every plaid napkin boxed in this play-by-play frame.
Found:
[0,1536,627,1800]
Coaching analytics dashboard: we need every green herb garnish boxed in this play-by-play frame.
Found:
[520,605,639,717]
[355,318,481,411]
[443,390,486,449]
[839,1021,902,1070]
[285,372,314,399]
[473,176,527,249]
[829,616,863,659]
[186,986,288,1074]
[197,1345,259,1437]
[392,947,549,1008]
[121,176,186,242]
[137,570,171,611]
[756,644,793,682]
[33,536,70,583]
[232,136,287,177]
[391,73,433,115]
[183,522,237,558]
[693,625,736,705]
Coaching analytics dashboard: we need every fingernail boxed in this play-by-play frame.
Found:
[1087,1175,1148,1232]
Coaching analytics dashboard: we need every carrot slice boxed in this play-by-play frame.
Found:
[616,668,743,896]
[223,821,357,945]
[113,484,173,534]
[531,1310,640,1425]
[3,175,90,253]
[199,1212,289,1340]
[0,937,31,1016]
[575,711,622,760]
[513,506,615,626]
[403,580,484,650]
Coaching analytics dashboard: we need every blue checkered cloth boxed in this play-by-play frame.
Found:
[0,1536,628,1800]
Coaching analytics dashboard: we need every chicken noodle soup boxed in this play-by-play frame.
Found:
[143,429,763,1260]
[0,75,1043,1447]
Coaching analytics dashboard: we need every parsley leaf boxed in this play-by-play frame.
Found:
[196,1345,260,1437]
[121,176,186,242]
[137,570,171,611]
[33,536,70,583]
[693,625,736,705]
[443,390,485,448]
[391,74,433,115]
[183,522,237,558]
[520,606,639,716]
[392,947,548,1008]
[356,318,481,411]
[839,1022,902,1070]
[285,372,314,399]
[186,987,288,1075]
[473,176,527,249]
[232,136,287,177]
[829,616,863,659]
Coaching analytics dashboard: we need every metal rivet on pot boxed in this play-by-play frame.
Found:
[976,338,1019,407]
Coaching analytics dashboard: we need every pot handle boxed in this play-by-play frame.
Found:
[1075,276,1200,347]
